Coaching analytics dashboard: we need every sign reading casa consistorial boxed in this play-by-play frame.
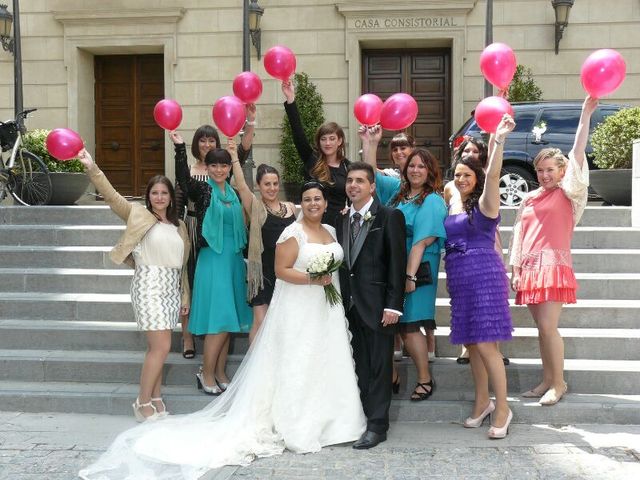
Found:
[351,16,460,30]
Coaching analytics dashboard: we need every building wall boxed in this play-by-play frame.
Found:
[1,0,638,172]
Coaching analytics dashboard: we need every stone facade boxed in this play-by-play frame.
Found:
[1,0,639,174]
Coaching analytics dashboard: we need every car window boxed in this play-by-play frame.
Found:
[539,109,581,134]
[592,108,618,129]
[512,110,537,133]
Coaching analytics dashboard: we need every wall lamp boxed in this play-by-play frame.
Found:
[552,0,574,55]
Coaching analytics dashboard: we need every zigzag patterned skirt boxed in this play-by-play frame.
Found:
[130,265,181,331]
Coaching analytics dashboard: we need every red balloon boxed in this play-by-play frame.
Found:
[474,96,514,134]
[153,99,182,130]
[233,71,263,104]
[480,43,517,90]
[581,49,626,98]
[354,94,383,126]
[212,96,246,138]
[263,45,297,81]
[380,93,419,131]
[45,128,84,161]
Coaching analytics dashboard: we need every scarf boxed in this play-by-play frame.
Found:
[247,196,268,301]
[201,179,246,255]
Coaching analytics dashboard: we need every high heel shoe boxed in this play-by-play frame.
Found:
[392,374,400,394]
[195,372,222,396]
[215,377,229,392]
[463,400,495,428]
[132,398,160,423]
[182,338,196,359]
[151,397,169,418]
[539,382,568,406]
[488,409,513,439]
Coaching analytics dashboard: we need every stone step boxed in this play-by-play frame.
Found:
[0,349,637,395]
[2,295,638,329]
[499,206,631,227]
[498,226,640,250]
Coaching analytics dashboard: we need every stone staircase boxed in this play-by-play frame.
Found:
[0,205,639,424]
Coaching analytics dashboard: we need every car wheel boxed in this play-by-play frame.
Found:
[499,166,535,207]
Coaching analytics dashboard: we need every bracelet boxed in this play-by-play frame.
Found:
[494,138,504,145]
[406,274,417,282]
[245,120,256,126]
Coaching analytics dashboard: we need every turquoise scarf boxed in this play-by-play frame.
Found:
[201,179,247,254]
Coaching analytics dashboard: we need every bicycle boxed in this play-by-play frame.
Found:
[0,108,52,206]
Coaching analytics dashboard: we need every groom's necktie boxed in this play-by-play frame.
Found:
[350,212,362,244]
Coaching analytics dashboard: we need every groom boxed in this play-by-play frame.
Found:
[336,162,406,449]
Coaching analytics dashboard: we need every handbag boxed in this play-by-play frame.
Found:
[415,261,433,287]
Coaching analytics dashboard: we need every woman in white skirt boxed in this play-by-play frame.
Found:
[77,149,190,422]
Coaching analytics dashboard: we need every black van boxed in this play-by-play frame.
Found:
[449,102,623,206]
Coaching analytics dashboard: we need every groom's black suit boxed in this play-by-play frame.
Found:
[337,198,406,434]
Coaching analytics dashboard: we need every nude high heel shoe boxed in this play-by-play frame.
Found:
[463,400,495,428]
[488,409,513,439]
[151,397,169,418]
[132,398,160,423]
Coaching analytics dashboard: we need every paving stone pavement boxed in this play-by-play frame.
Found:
[1,411,639,480]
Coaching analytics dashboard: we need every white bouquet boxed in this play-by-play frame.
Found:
[306,251,342,306]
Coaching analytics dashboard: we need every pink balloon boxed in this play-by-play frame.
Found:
[380,93,419,131]
[263,45,297,81]
[581,49,626,98]
[233,71,263,104]
[354,94,383,126]
[45,128,84,161]
[474,96,514,134]
[212,96,246,138]
[153,99,182,131]
[480,43,517,90]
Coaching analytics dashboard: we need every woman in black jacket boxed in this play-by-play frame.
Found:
[282,80,349,226]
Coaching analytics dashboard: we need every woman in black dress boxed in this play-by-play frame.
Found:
[282,80,349,227]
[232,158,295,343]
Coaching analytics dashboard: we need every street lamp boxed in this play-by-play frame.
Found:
[0,2,23,127]
[248,0,264,60]
[552,0,574,54]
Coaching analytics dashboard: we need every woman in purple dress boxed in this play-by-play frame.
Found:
[444,114,515,439]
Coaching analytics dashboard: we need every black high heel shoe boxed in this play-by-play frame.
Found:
[392,374,400,394]
[182,338,196,359]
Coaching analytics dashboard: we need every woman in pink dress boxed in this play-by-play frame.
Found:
[509,96,598,406]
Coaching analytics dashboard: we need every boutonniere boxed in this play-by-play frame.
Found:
[363,211,374,222]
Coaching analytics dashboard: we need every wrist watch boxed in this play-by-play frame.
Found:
[406,274,417,282]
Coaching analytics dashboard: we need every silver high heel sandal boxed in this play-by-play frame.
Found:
[488,409,513,439]
[195,372,222,395]
[463,400,495,428]
[151,397,169,418]
[132,398,160,423]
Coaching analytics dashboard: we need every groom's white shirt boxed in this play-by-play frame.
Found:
[348,196,402,317]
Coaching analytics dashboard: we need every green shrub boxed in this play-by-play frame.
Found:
[508,65,543,102]
[279,72,325,183]
[22,129,84,173]
[591,107,640,169]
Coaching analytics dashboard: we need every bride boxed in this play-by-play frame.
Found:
[79,181,366,480]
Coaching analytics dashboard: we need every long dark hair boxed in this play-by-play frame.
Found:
[453,137,488,169]
[256,163,280,184]
[191,125,221,161]
[390,148,442,207]
[388,132,416,164]
[310,122,346,184]
[145,175,179,226]
[454,156,485,221]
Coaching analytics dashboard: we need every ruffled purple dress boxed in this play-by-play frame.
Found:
[444,207,512,345]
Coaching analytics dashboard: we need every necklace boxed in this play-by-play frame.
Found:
[264,201,287,218]
[404,191,422,203]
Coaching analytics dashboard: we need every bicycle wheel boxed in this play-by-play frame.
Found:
[8,149,52,206]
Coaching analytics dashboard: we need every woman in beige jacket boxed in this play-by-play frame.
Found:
[77,149,190,422]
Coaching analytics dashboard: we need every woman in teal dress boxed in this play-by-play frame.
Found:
[175,140,252,395]
[361,126,447,401]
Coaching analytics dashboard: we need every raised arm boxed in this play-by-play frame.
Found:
[570,96,599,169]
[228,138,255,215]
[77,149,132,221]
[237,103,256,165]
[282,80,315,167]
[479,114,515,218]
[359,124,382,170]
[169,131,198,202]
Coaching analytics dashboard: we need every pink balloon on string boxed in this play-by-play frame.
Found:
[474,96,513,133]
[354,94,383,126]
[233,72,263,104]
[212,96,246,137]
[581,49,626,98]
[263,45,297,81]
[153,99,182,130]
[45,128,84,161]
[480,43,517,90]
[380,93,419,131]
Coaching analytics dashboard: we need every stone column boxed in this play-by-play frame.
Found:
[632,139,640,227]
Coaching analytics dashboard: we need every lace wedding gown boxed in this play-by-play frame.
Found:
[79,222,366,480]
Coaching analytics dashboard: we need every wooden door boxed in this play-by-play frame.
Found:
[362,50,451,169]
[95,54,164,196]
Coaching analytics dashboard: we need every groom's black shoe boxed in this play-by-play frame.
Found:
[353,430,387,450]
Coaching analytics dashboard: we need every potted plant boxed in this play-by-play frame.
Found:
[279,72,325,202]
[22,129,89,205]
[590,107,640,206]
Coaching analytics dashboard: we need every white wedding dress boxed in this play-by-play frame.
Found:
[79,222,366,480]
